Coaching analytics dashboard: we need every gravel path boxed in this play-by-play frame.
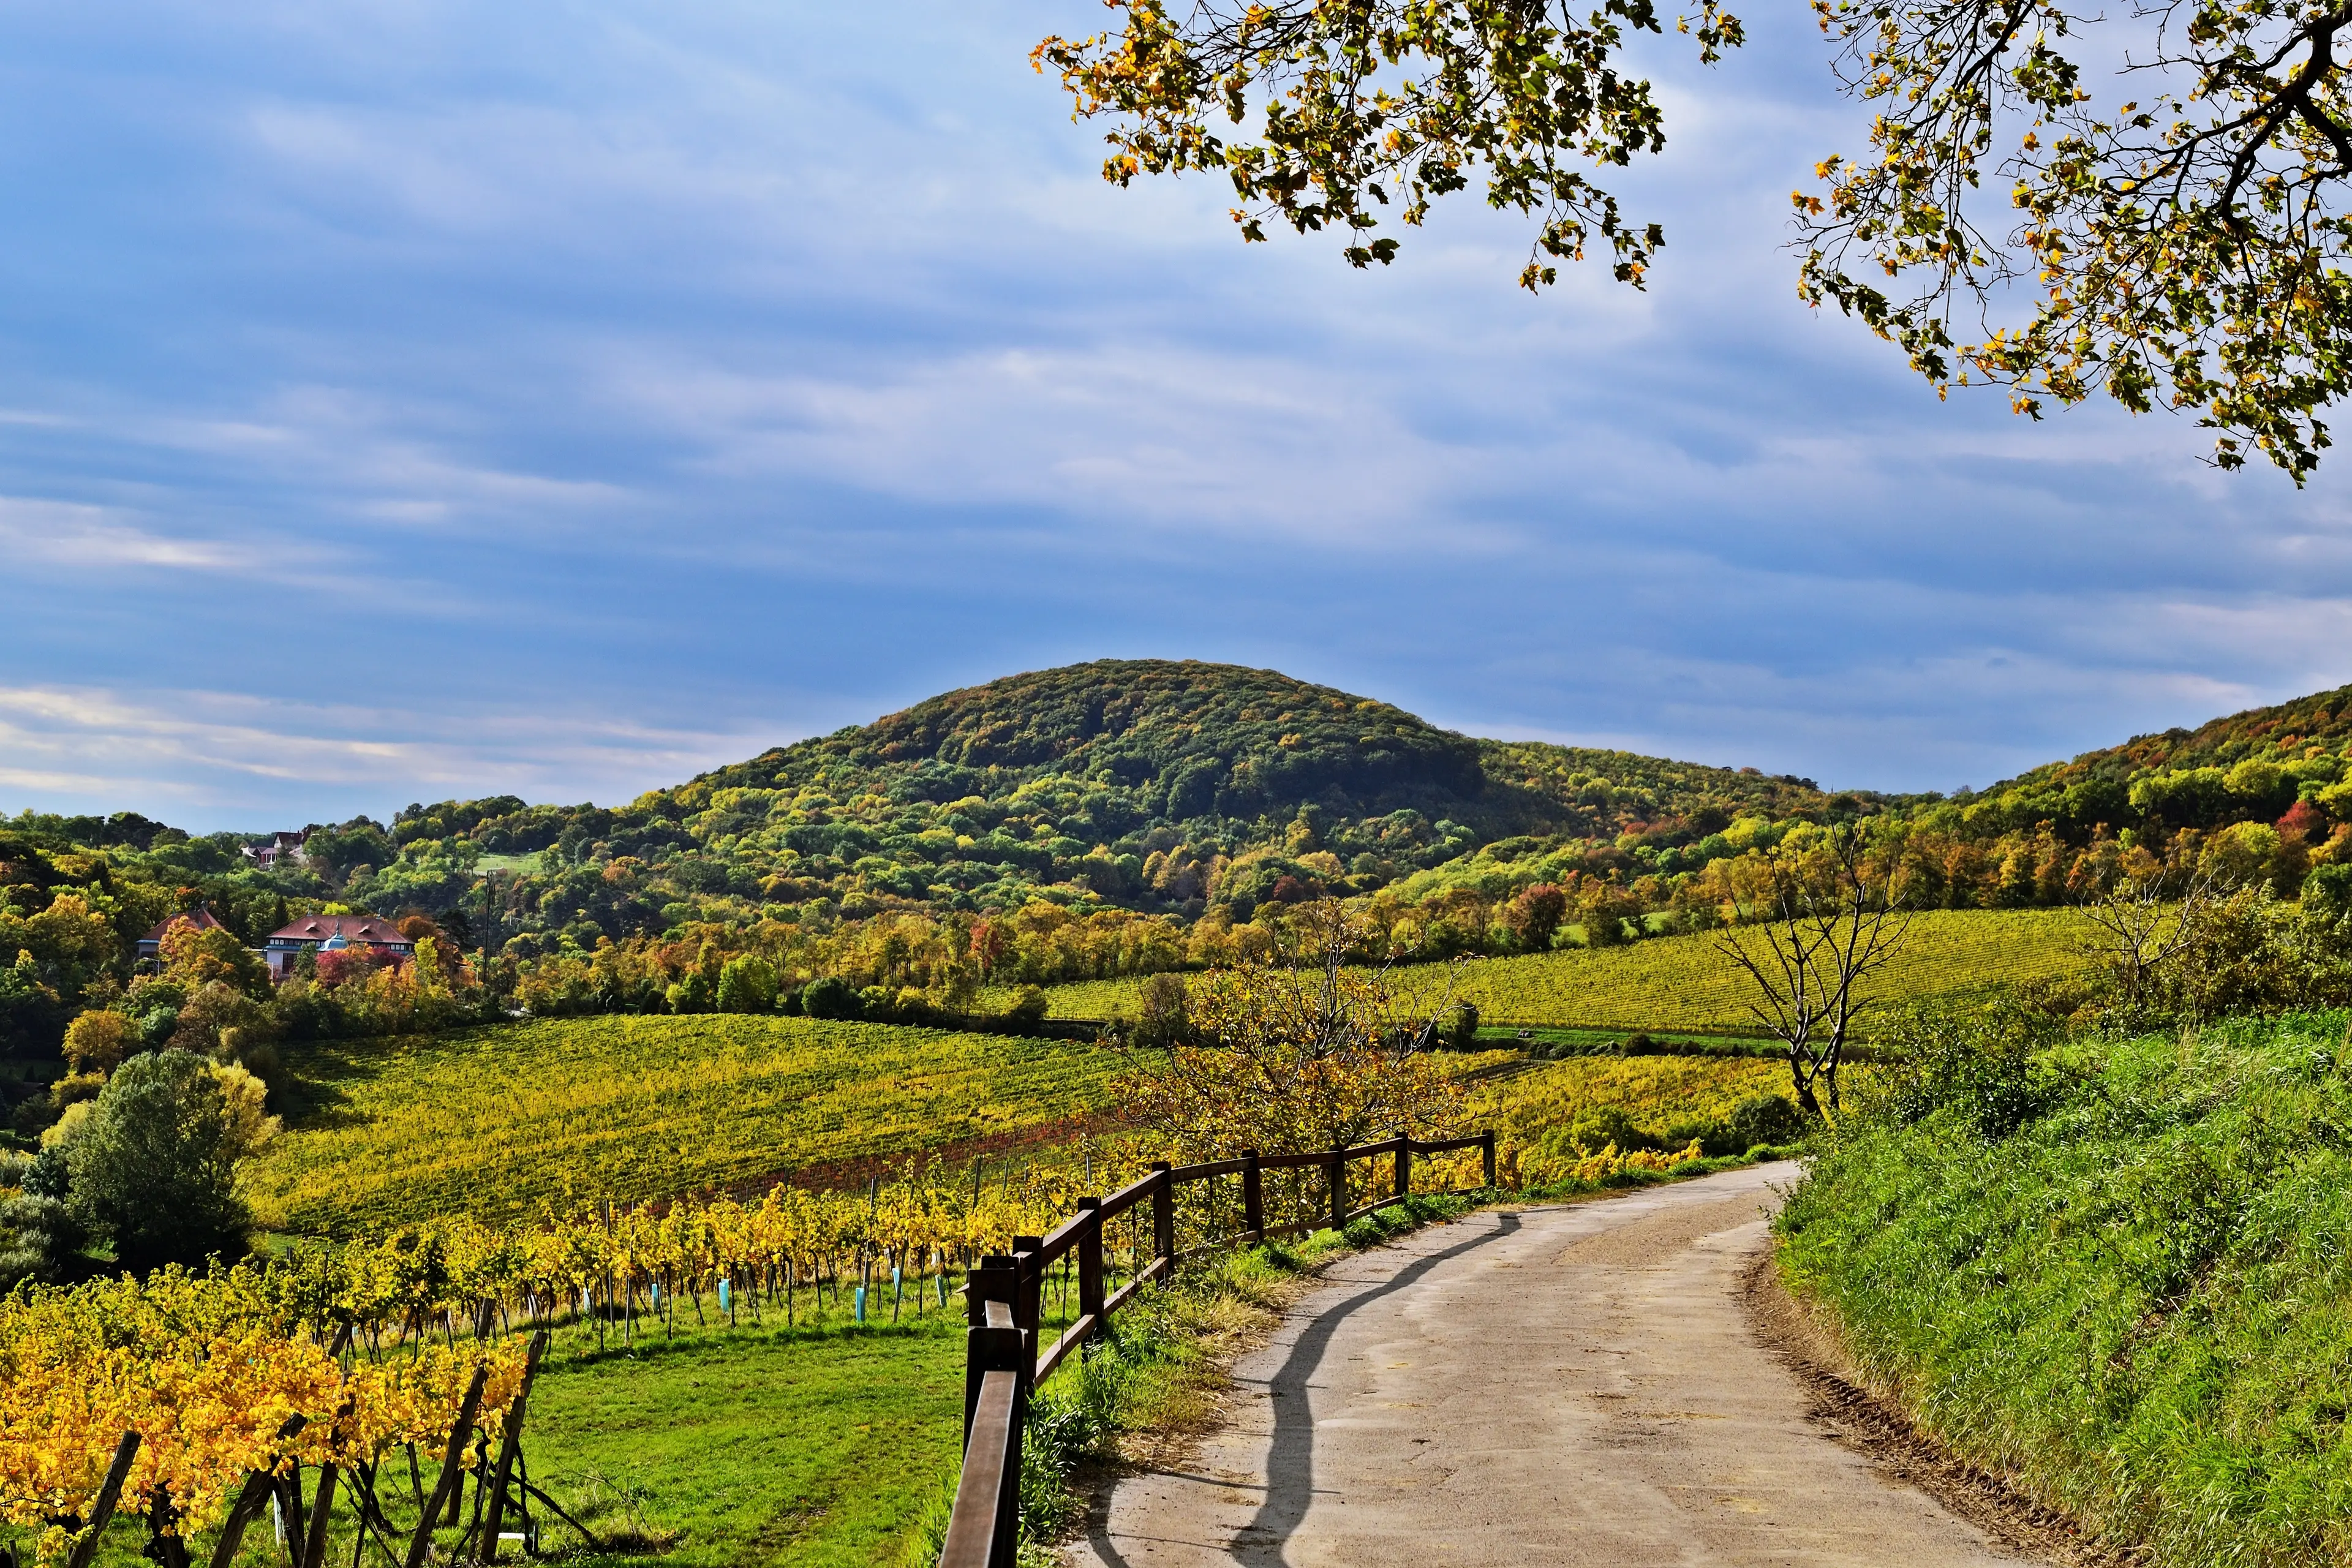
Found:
[1067,1161,2031,1567]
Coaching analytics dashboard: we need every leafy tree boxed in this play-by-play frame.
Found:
[800,975,862,1020]
[1503,883,1568,951]
[1036,2,2352,475]
[0,951,62,1057]
[1129,971,1191,1049]
[715,954,780,1014]
[1121,903,1467,1156]
[0,1150,80,1286]
[158,918,270,997]
[60,1009,130,1074]
[63,1049,251,1271]
[1035,0,1742,290]
[1005,986,1052,1031]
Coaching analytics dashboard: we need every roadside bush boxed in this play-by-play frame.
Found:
[1714,1093,1804,1153]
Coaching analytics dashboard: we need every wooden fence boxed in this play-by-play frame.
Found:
[938,1131,1496,1566]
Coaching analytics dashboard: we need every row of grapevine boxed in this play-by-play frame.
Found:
[0,1267,531,1568]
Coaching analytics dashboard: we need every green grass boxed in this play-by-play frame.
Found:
[247,1016,1131,1234]
[1033,907,2091,1033]
[472,851,546,874]
[1779,1009,2352,1568]
[525,1319,963,1568]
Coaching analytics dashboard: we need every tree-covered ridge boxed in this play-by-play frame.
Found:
[363,660,1845,946]
[25,660,2352,1080]
[1935,682,2352,843]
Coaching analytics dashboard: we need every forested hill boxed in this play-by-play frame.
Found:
[1936,681,2352,842]
[414,659,1840,938]
[20,662,2352,1012]
[1,660,1841,959]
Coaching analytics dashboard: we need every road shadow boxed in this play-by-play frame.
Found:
[1225,1212,1522,1565]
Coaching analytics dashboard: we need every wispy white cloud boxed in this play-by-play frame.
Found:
[0,496,236,571]
[0,686,783,820]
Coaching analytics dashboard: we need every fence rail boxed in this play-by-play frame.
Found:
[939,1130,1496,1567]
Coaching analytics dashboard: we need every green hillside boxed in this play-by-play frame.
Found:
[12,661,2352,1093]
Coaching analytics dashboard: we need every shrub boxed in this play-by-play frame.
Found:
[1717,1092,1804,1152]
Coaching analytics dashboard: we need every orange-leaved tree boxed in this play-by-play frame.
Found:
[1120,900,1468,1159]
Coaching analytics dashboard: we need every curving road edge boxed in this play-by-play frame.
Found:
[1066,1161,2039,1567]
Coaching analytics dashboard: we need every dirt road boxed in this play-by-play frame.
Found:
[1068,1161,2030,1567]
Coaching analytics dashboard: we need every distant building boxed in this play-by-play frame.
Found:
[135,905,232,963]
[263,913,414,981]
[242,831,309,869]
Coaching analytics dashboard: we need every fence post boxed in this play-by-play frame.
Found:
[1329,1143,1346,1232]
[1076,1198,1104,1332]
[1396,1138,1412,1201]
[1010,1236,1042,1378]
[1241,1150,1263,1243]
[963,1256,1019,1447]
[1481,1129,1498,1189]
[1148,1162,1175,1269]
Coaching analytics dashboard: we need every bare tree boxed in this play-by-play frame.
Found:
[1715,827,1911,1118]
[2075,864,2225,1016]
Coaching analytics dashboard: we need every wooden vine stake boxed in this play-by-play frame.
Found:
[479,1330,549,1562]
[402,1362,488,1568]
[206,1414,308,1568]
[62,1431,141,1568]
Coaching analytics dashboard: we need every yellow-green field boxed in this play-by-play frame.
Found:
[1472,1055,1789,1144]
[1035,907,2090,1033]
[249,1016,1129,1236]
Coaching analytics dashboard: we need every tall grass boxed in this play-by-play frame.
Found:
[1779,1009,2352,1567]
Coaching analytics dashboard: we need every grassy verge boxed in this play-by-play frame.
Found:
[1776,1008,2352,1568]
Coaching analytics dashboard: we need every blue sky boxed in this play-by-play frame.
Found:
[3,1,2350,829]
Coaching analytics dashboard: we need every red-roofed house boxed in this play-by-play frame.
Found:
[241,831,309,869]
[135,906,232,963]
[263,914,415,981]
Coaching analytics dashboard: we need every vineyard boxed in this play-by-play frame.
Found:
[1033,907,2092,1032]
[4,1131,1509,1568]
[243,1017,1133,1235]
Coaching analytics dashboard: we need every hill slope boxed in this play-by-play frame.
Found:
[7,660,1833,954]
[13,662,2352,1071]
